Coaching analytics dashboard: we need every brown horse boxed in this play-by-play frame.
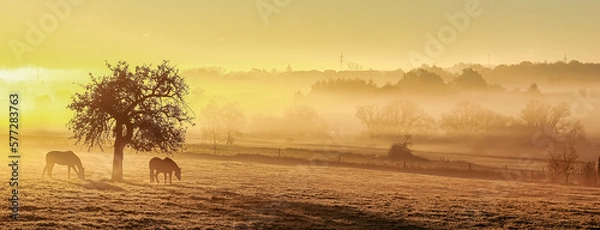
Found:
[149,157,181,184]
[42,151,85,180]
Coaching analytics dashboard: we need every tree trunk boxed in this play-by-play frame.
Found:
[111,120,132,181]
[112,143,125,181]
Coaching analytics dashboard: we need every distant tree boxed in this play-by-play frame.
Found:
[397,69,446,92]
[580,161,597,186]
[548,145,578,184]
[422,65,457,83]
[200,100,246,154]
[547,121,586,184]
[346,61,363,71]
[356,101,432,138]
[440,102,505,136]
[200,100,224,154]
[381,100,434,137]
[452,68,488,91]
[521,100,571,145]
[311,78,378,95]
[221,102,246,145]
[388,135,414,161]
[283,105,328,137]
[527,83,540,94]
[355,104,382,138]
[68,61,194,181]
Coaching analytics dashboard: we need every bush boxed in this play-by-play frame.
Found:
[580,161,597,186]
[389,135,414,161]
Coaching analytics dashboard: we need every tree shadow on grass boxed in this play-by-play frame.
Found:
[211,192,434,229]
[69,179,126,192]
[118,180,153,188]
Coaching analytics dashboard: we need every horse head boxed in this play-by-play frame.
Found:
[175,167,181,181]
[78,167,85,180]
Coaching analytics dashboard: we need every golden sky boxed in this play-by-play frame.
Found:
[1,0,599,71]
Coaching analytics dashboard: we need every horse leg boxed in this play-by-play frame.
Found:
[75,165,83,179]
[154,172,160,183]
[72,165,79,175]
[68,165,71,179]
[42,164,48,177]
[169,172,172,184]
[150,167,154,183]
[48,164,54,177]
[164,173,167,184]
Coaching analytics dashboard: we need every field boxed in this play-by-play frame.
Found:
[2,136,600,229]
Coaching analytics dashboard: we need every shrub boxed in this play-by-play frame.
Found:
[389,135,413,161]
[580,161,597,186]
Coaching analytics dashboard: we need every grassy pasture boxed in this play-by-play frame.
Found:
[1,135,599,229]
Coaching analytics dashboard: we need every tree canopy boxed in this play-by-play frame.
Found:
[67,60,194,180]
[452,68,488,91]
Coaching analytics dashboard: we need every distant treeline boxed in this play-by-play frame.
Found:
[183,60,600,95]
[310,68,500,96]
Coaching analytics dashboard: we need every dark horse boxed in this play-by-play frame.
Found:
[42,151,85,179]
[149,157,181,184]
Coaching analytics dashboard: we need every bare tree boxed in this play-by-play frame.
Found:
[441,102,505,136]
[283,105,328,137]
[346,61,363,71]
[548,144,578,184]
[547,121,586,184]
[200,99,225,154]
[381,100,433,137]
[355,104,382,138]
[68,61,194,181]
[356,101,432,138]
[200,99,246,153]
[521,100,570,131]
[221,102,246,145]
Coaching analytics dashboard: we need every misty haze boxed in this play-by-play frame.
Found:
[2,1,600,229]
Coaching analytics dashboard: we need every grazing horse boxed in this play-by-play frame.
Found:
[42,151,85,180]
[149,157,181,184]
